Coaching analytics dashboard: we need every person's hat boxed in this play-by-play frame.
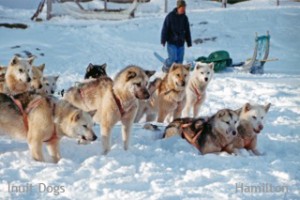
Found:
[177,0,186,8]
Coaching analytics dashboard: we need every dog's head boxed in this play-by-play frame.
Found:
[168,63,190,91]
[114,65,155,100]
[213,109,239,140]
[41,75,59,95]
[7,55,34,83]
[62,109,97,144]
[31,64,45,90]
[239,103,271,134]
[0,66,7,81]
[193,62,214,83]
[84,63,107,79]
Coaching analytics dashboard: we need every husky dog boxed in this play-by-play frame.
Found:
[139,63,190,123]
[38,75,59,95]
[84,63,107,79]
[0,92,97,163]
[163,109,239,154]
[30,64,45,91]
[233,103,271,155]
[182,62,214,118]
[3,56,34,94]
[64,65,155,154]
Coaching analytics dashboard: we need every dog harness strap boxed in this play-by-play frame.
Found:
[191,83,201,101]
[25,98,43,113]
[11,97,29,132]
[112,91,125,116]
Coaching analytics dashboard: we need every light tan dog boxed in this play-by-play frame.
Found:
[144,63,190,123]
[0,92,97,163]
[182,62,214,118]
[30,64,45,91]
[63,65,155,154]
[233,103,271,155]
[4,56,34,95]
[163,109,239,155]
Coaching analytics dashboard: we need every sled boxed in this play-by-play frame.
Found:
[32,0,139,21]
[241,31,278,74]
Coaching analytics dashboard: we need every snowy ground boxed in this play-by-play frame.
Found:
[0,0,300,199]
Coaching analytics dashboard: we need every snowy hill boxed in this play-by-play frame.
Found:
[0,0,300,199]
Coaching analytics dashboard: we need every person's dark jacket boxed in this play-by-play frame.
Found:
[161,8,192,47]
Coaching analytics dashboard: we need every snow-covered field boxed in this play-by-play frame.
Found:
[0,0,299,199]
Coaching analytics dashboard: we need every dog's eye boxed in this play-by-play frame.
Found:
[201,72,204,74]
[19,69,23,73]
[261,117,264,120]
[207,72,210,75]
[226,121,230,125]
[176,74,180,77]
[83,125,88,129]
[46,83,49,86]
[252,116,257,120]
[136,83,141,87]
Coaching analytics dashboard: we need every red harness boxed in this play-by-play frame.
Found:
[112,91,125,116]
[191,84,202,103]
[11,96,57,142]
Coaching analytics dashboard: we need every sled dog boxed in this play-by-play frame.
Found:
[30,64,45,91]
[164,109,239,154]
[233,103,271,155]
[182,62,214,118]
[0,92,97,163]
[84,63,107,79]
[3,56,34,94]
[64,65,155,154]
[140,63,190,123]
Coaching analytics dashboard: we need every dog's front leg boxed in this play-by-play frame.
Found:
[46,139,61,163]
[121,107,137,151]
[100,125,113,155]
[28,138,44,162]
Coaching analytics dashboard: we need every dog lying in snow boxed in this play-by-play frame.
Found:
[232,103,271,155]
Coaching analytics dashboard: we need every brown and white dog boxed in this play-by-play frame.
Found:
[163,108,239,155]
[63,65,155,154]
[137,63,190,123]
[233,103,271,155]
[30,64,45,91]
[0,92,97,163]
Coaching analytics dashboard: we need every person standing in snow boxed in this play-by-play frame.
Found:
[161,0,192,72]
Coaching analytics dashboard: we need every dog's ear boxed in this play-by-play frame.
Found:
[38,64,45,72]
[88,110,97,117]
[217,110,227,118]
[54,75,59,82]
[244,103,252,112]
[170,63,179,71]
[209,62,214,70]
[28,56,35,65]
[126,70,136,81]
[184,64,191,71]
[86,63,93,72]
[235,107,242,116]
[265,103,271,113]
[145,70,155,78]
[101,63,107,70]
[148,78,162,94]
[71,111,81,122]
[10,56,20,66]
